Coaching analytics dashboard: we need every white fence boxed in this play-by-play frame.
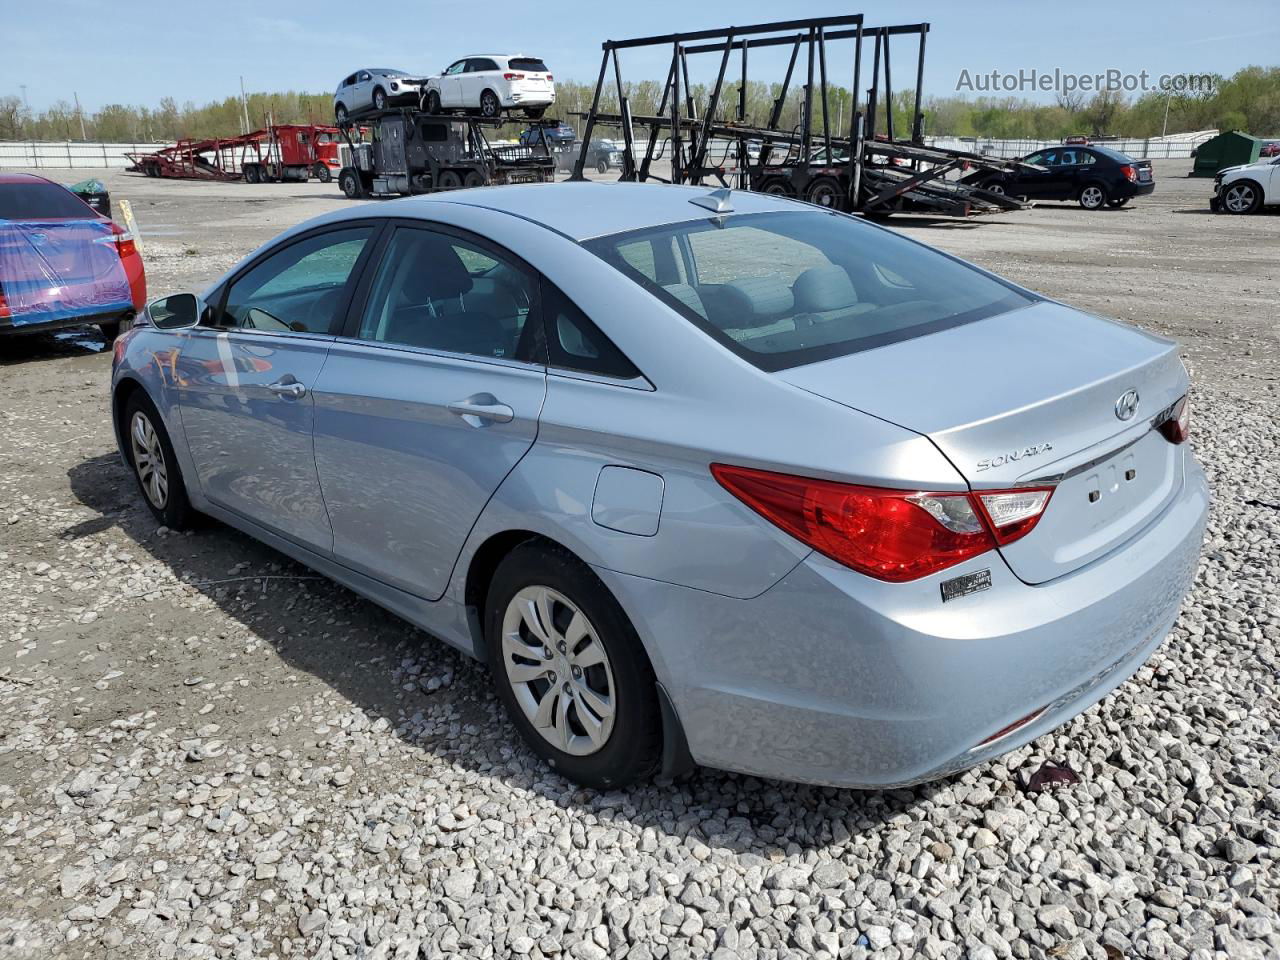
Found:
[0,141,175,170]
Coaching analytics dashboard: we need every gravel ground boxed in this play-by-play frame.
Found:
[0,161,1277,960]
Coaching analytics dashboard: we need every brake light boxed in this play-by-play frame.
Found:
[1158,395,1191,444]
[1120,164,1138,183]
[711,464,1053,582]
[504,73,526,81]
[96,221,137,259]
[0,288,9,320]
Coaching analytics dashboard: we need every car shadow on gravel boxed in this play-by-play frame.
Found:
[0,327,109,365]
[67,452,961,849]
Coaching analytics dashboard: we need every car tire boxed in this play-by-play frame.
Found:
[334,103,347,123]
[981,179,1006,195]
[243,164,260,184]
[1221,180,1262,214]
[1078,182,1108,209]
[437,170,463,190]
[99,313,133,343]
[485,542,661,789]
[123,391,193,530]
[806,176,843,208]
[1107,198,1129,208]
[463,170,485,188]
[339,168,362,199]
[373,87,387,111]
[762,180,795,197]
[479,89,501,119]
[596,159,609,174]
[425,90,442,114]
[313,163,332,183]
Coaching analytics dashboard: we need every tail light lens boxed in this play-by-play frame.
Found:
[96,221,137,259]
[0,288,9,320]
[503,72,526,81]
[1121,164,1138,183]
[1158,395,1191,444]
[711,464,1053,583]
[546,74,554,81]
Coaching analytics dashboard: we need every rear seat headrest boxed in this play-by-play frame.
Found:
[793,265,858,313]
[720,274,795,320]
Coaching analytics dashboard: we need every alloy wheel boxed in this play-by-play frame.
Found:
[500,585,616,756]
[1223,184,1256,213]
[1080,185,1104,209]
[130,411,169,510]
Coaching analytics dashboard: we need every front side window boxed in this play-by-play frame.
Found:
[356,227,538,362]
[586,211,1033,371]
[219,227,373,334]
[445,61,466,76]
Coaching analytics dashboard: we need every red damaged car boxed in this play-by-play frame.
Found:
[0,173,145,341]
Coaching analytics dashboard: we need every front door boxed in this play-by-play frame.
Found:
[1014,149,1060,200]
[439,61,467,107]
[177,224,378,551]
[312,223,546,600]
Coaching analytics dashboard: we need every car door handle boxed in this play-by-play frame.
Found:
[447,395,514,424]
[267,379,307,399]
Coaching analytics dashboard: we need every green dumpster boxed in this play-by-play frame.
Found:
[1192,131,1263,177]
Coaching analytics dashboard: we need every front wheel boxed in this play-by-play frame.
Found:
[1078,183,1108,209]
[123,392,193,530]
[334,103,348,124]
[339,168,362,199]
[99,314,133,343]
[479,89,501,119]
[1221,180,1262,214]
[486,543,661,788]
[981,179,1005,195]
[596,159,609,174]
[372,87,387,111]
[425,90,442,114]
[313,163,332,183]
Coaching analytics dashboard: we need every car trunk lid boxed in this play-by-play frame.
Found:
[0,219,132,327]
[778,301,1189,584]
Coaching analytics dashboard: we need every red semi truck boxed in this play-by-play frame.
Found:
[126,124,343,183]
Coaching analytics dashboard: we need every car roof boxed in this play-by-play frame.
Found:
[459,54,533,60]
[379,181,802,242]
[0,172,56,186]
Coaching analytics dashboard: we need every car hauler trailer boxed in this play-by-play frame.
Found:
[335,110,556,199]
[125,125,343,183]
[571,15,1041,217]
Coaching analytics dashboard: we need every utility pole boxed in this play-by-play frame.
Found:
[240,77,251,135]
[1161,93,1173,138]
[73,92,87,140]
[19,84,29,110]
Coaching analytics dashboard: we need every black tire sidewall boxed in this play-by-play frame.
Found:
[485,544,660,789]
[480,91,500,118]
[1226,181,1260,214]
[426,91,441,114]
[122,392,192,530]
[340,171,359,198]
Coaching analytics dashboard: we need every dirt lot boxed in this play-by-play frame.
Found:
[0,163,1276,960]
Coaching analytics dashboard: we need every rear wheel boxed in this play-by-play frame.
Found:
[1078,182,1108,209]
[762,179,795,197]
[1221,180,1262,214]
[479,89,501,119]
[339,168,362,199]
[123,392,193,530]
[1107,197,1129,208]
[806,176,843,208]
[486,543,661,788]
[243,164,261,184]
[425,90,442,114]
[438,170,463,190]
[463,170,485,188]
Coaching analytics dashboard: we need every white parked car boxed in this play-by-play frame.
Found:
[1212,156,1280,214]
[333,69,424,122]
[424,55,555,119]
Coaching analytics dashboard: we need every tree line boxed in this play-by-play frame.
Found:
[1,65,1275,144]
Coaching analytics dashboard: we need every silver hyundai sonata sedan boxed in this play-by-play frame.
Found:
[110,183,1207,789]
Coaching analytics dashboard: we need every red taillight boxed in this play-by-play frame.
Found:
[1158,395,1191,444]
[711,464,1053,583]
[0,288,9,320]
[97,221,137,259]
[503,72,526,81]
[546,74,553,81]
[1120,164,1137,183]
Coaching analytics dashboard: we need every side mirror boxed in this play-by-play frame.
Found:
[146,293,204,330]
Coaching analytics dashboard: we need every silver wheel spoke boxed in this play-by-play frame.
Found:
[570,638,606,670]
[556,693,573,750]
[531,687,558,729]
[574,679,613,720]
[506,659,549,684]
[572,690,608,748]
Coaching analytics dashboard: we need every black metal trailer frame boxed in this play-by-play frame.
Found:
[570,15,1037,216]
[335,110,557,199]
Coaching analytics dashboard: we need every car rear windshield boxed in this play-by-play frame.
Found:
[0,183,95,220]
[509,58,549,72]
[584,210,1034,371]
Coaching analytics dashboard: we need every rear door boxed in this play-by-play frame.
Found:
[464,58,500,105]
[177,223,379,552]
[312,221,546,600]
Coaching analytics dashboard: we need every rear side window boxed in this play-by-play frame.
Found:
[541,280,640,380]
[509,58,549,72]
[0,183,95,219]
[468,59,500,72]
[586,211,1033,372]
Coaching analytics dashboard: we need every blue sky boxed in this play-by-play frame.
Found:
[2,0,1276,113]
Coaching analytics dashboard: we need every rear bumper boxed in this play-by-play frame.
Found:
[0,306,131,336]
[600,457,1208,788]
[1115,180,1156,199]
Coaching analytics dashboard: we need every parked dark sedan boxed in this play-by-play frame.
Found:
[962,145,1154,210]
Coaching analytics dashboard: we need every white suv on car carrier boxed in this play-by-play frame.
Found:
[424,55,555,119]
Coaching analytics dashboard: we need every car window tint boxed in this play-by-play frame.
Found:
[468,59,499,72]
[0,182,95,219]
[616,235,687,285]
[541,280,639,380]
[509,58,549,72]
[586,211,1032,372]
[357,227,538,362]
[445,61,466,75]
[221,227,372,334]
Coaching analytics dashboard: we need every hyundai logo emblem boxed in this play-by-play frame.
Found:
[1115,389,1140,421]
